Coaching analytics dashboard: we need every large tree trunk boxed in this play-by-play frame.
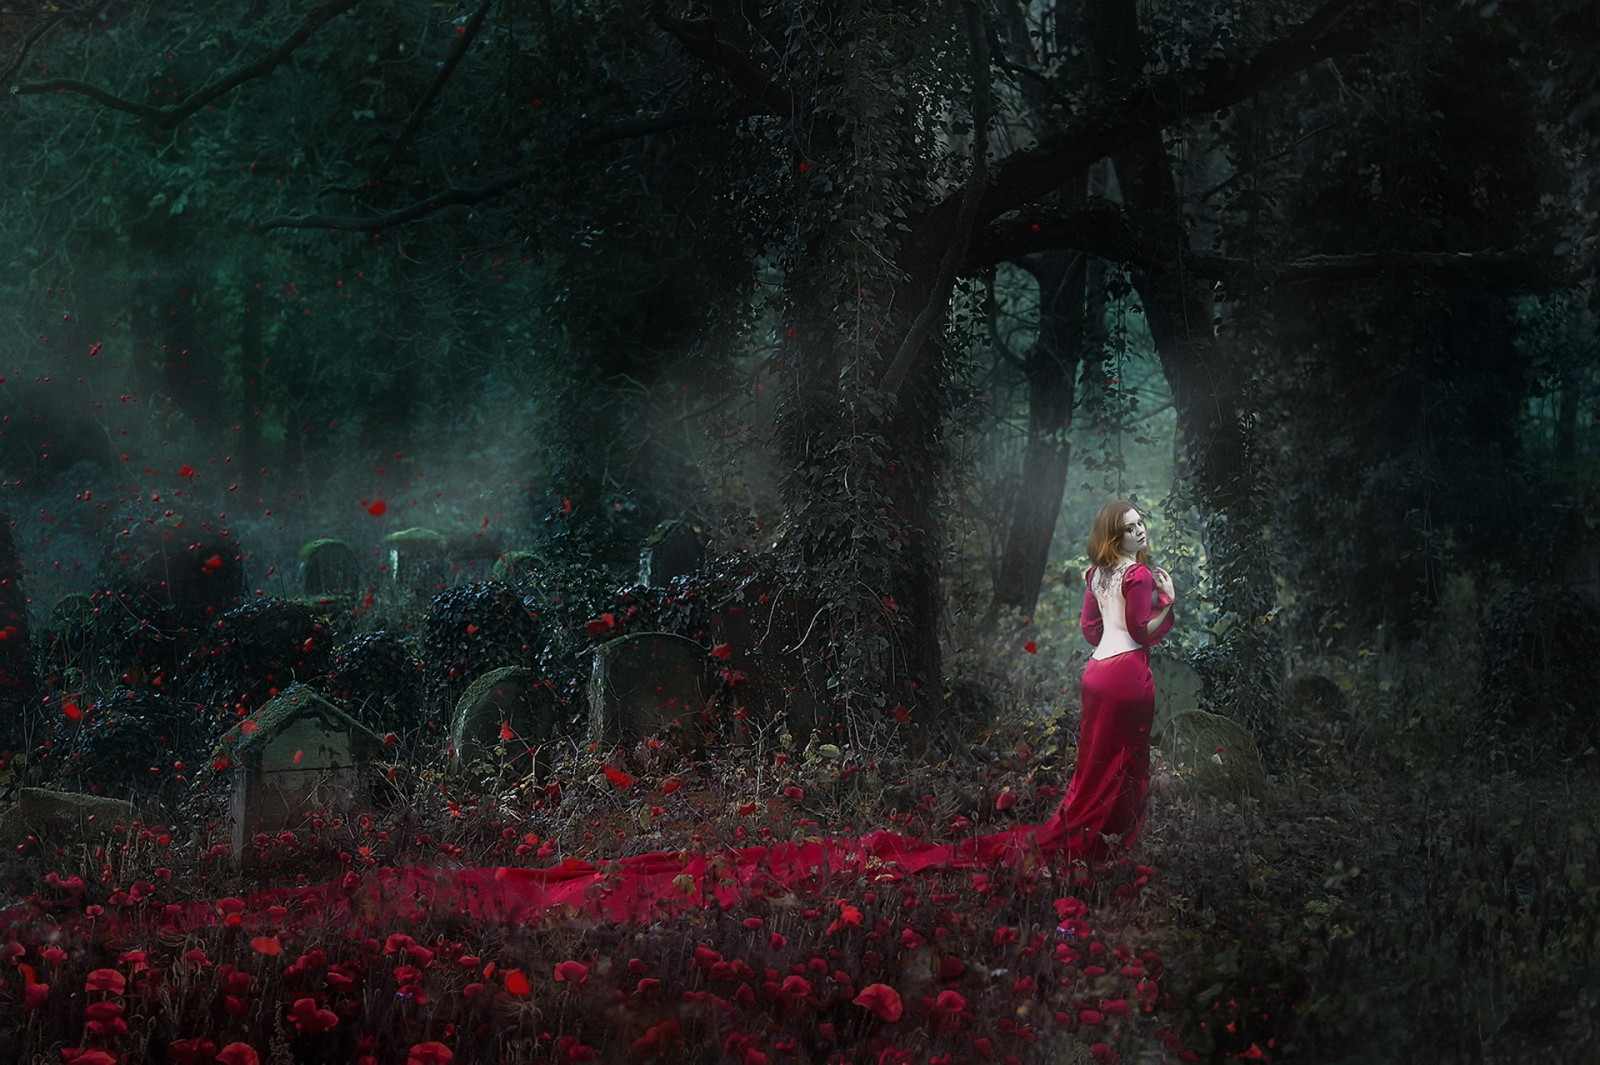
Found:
[1134,266,1284,741]
[775,277,946,742]
[992,249,1096,617]
[771,6,952,740]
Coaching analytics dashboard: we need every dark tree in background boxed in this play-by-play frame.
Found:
[1,0,1595,744]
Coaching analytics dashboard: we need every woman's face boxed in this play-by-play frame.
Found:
[1117,509,1147,558]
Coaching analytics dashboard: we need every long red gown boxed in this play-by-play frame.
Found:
[1037,562,1175,860]
[9,572,1174,934]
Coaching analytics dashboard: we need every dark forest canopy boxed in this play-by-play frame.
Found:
[2,0,1597,741]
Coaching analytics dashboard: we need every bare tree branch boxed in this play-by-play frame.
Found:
[967,202,1146,270]
[259,168,535,233]
[1196,244,1570,292]
[975,205,1565,292]
[369,0,496,188]
[648,1,798,117]
[906,0,1409,265]
[0,6,80,88]
[9,0,364,129]
[256,107,744,231]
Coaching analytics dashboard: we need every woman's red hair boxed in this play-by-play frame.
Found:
[1087,499,1148,570]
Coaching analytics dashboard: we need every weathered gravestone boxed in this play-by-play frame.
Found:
[589,632,709,746]
[298,538,360,597]
[0,787,136,849]
[218,685,385,861]
[451,665,561,777]
[638,520,705,588]
[1150,653,1204,747]
[1164,708,1270,800]
[707,579,829,743]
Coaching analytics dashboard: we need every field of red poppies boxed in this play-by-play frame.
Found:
[0,720,1203,1065]
[5,632,1599,1065]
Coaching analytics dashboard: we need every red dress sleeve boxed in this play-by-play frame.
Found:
[1079,567,1104,646]
[1122,564,1174,646]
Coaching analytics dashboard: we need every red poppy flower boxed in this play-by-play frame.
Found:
[929,990,969,1029]
[286,997,339,1034]
[852,983,903,1022]
[406,1043,453,1065]
[502,969,532,996]
[85,1000,124,1022]
[84,969,126,994]
[23,980,49,1011]
[250,936,282,956]
[165,1038,219,1065]
[215,1046,260,1065]
[1054,896,1089,919]
[601,764,633,789]
[59,1051,118,1065]
[554,961,589,983]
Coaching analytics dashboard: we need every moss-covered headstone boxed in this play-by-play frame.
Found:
[1164,709,1270,800]
[0,787,136,849]
[1150,653,1204,746]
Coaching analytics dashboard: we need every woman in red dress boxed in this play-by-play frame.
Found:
[1048,499,1176,860]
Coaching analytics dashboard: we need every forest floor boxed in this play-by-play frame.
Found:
[0,664,1597,1065]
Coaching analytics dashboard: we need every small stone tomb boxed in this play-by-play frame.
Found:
[221,684,385,860]
[451,665,561,777]
[589,632,709,746]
